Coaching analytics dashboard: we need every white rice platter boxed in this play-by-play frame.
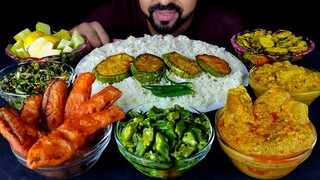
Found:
[75,34,248,112]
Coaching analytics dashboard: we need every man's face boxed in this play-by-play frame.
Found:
[139,0,197,34]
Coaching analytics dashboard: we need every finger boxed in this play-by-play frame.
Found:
[90,21,110,45]
[70,22,105,52]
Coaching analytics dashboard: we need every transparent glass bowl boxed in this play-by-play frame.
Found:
[0,60,75,110]
[215,109,317,179]
[231,30,315,69]
[11,125,112,179]
[249,66,320,105]
[5,37,88,67]
[114,103,215,179]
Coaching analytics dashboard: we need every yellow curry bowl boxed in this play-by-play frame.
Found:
[215,108,317,179]
[214,85,317,179]
[248,61,320,105]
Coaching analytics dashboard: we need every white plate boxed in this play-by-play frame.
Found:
[75,35,248,113]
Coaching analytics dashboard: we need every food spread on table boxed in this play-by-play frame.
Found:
[0,23,319,179]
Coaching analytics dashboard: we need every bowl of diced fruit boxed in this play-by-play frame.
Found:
[5,22,88,67]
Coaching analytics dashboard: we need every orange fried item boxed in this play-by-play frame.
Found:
[41,79,68,132]
[20,94,43,128]
[64,72,96,120]
[67,85,122,121]
[0,106,46,157]
[27,105,125,169]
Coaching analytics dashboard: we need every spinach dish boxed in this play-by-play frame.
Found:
[0,61,73,95]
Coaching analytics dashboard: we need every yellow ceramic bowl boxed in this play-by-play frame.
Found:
[248,65,320,105]
[215,109,317,179]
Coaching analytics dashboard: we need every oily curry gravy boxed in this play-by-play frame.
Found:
[217,86,316,158]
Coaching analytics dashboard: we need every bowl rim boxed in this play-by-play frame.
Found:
[5,37,88,62]
[11,124,113,170]
[114,104,215,166]
[248,64,320,94]
[230,29,315,58]
[214,109,317,163]
[0,60,75,96]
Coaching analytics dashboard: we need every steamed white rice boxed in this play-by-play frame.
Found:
[75,34,248,112]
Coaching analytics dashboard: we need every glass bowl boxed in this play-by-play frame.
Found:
[0,60,75,110]
[248,61,320,105]
[215,109,317,179]
[5,37,88,67]
[231,29,315,69]
[11,125,112,179]
[114,103,215,179]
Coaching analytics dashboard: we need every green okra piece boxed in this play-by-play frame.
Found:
[155,120,177,142]
[182,131,198,147]
[175,119,186,139]
[153,132,170,161]
[172,143,195,160]
[121,122,138,142]
[166,111,180,121]
[136,127,154,156]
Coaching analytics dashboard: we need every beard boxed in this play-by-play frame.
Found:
[146,3,194,34]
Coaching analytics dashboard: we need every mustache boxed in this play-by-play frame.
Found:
[148,3,182,13]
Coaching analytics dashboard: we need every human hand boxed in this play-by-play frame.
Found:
[70,21,110,53]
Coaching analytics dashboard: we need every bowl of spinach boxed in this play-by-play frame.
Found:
[114,103,215,179]
[0,60,74,110]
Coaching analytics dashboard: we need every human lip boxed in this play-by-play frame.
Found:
[154,10,177,21]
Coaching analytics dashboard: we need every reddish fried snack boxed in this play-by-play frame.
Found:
[27,105,125,169]
[41,79,68,132]
[20,94,43,128]
[0,107,46,157]
[66,85,122,121]
[64,72,96,120]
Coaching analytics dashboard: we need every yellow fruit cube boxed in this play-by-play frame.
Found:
[13,28,31,41]
[53,29,71,41]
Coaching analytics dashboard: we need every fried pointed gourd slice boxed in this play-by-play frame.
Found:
[195,54,231,77]
[27,105,126,169]
[93,53,134,84]
[162,52,203,79]
[41,79,68,132]
[130,53,166,84]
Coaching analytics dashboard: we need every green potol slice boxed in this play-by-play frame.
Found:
[162,52,203,79]
[93,53,134,84]
[195,54,231,77]
[130,53,165,84]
